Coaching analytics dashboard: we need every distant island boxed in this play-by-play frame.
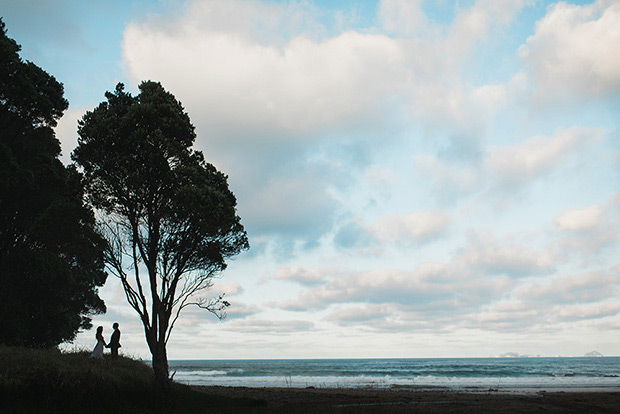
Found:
[585,351,603,357]
[494,351,604,358]
[498,352,543,358]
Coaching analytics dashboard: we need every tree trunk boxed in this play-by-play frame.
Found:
[152,342,170,390]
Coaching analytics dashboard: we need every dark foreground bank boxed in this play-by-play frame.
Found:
[0,346,263,414]
[192,385,620,413]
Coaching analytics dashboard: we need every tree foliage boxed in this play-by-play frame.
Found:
[0,19,107,347]
[73,81,249,387]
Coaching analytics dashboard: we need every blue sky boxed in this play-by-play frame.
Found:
[4,0,620,359]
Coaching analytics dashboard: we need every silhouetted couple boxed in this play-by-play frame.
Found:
[90,323,121,359]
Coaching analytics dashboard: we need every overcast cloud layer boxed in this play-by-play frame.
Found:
[5,0,619,358]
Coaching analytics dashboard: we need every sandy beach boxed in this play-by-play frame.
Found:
[192,385,620,413]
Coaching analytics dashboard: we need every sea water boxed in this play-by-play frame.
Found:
[169,357,620,390]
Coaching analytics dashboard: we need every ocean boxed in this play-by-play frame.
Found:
[169,357,620,391]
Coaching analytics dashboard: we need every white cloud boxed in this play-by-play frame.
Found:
[54,107,85,164]
[415,126,606,205]
[333,209,451,250]
[558,304,620,320]
[474,305,539,327]
[470,83,508,112]
[458,233,556,277]
[464,268,620,331]
[278,263,511,312]
[123,13,404,138]
[554,204,604,232]
[122,0,526,141]
[520,0,620,100]
[270,265,329,285]
[378,0,428,37]
[551,194,620,260]
[413,154,482,202]
[326,304,391,324]
[518,269,620,304]
[488,126,599,187]
[211,281,244,296]
[371,210,451,244]
[555,230,617,260]
[446,0,526,57]
[224,319,314,334]
[225,303,262,320]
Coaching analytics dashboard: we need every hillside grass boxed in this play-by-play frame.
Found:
[0,345,265,413]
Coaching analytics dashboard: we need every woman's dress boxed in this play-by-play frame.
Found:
[90,337,105,359]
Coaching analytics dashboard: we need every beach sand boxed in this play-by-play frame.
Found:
[192,385,620,413]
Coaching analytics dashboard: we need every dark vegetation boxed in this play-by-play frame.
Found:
[0,18,106,348]
[0,346,265,413]
[73,81,249,387]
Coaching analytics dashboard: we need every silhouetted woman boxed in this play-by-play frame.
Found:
[90,326,106,359]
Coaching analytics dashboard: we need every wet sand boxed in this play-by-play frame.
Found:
[192,385,620,413]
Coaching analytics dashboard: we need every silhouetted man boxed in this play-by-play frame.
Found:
[106,322,121,358]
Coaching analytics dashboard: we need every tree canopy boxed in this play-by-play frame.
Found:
[0,19,107,347]
[73,81,249,387]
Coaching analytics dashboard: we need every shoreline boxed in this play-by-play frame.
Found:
[191,385,620,413]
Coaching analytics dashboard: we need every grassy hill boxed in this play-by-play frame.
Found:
[0,345,265,413]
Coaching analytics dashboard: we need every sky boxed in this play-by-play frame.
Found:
[3,0,620,359]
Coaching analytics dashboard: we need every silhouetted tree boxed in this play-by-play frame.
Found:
[73,81,249,388]
[0,19,107,347]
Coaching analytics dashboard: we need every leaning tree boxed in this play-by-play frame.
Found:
[0,19,107,347]
[73,81,248,387]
